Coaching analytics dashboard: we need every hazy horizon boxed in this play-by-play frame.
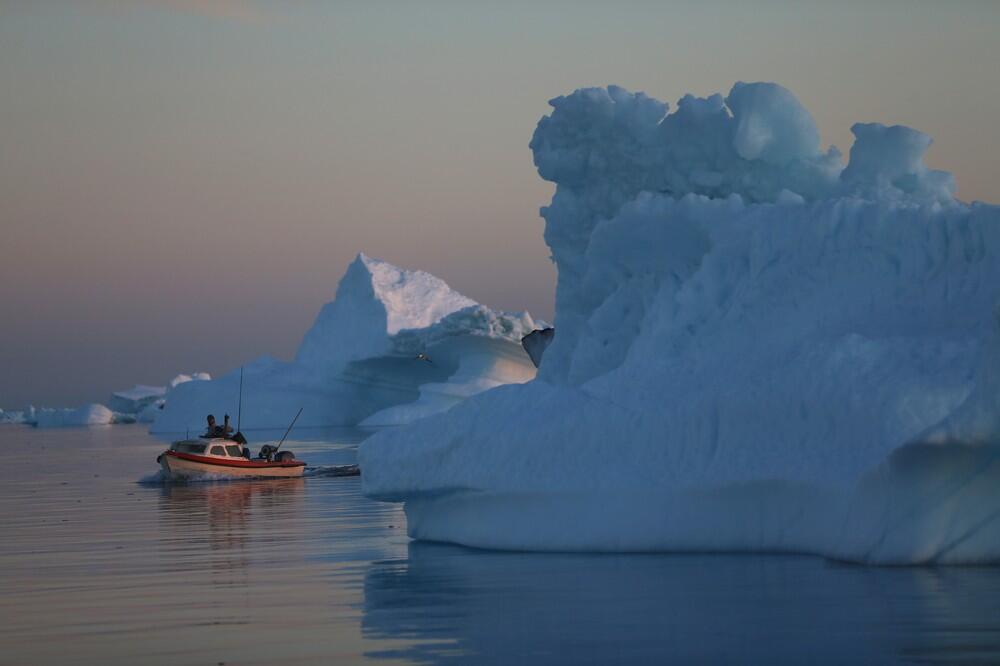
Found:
[2,0,998,408]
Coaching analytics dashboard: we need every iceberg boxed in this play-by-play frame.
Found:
[34,404,115,428]
[152,254,538,433]
[136,401,165,424]
[107,372,209,420]
[0,409,28,425]
[361,82,1000,565]
[108,384,167,414]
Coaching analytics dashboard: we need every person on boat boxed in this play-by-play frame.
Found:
[204,414,228,438]
[222,414,235,438]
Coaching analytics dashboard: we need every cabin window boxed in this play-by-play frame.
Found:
[209,445,227,456]
[225,445,243,457]
[174,443,206,454]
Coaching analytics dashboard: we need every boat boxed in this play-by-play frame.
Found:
[156,370,307,480]
[157,438,306,479]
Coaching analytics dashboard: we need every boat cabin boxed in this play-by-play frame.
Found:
[171,439,247,459]
[158,436,303,478]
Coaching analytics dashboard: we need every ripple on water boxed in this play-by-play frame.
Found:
[3,424,1000,664]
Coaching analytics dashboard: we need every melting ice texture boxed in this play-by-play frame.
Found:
[360,82,1000,565]
[152,253,538,432]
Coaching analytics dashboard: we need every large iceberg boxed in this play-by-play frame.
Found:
[152,254,538,432]
[361,82,1000,565]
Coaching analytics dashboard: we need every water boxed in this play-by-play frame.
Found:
[3,425,1000,665]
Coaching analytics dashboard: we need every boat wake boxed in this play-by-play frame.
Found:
[305,464,361,478]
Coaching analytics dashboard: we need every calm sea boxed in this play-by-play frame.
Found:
[2,424,1000,665]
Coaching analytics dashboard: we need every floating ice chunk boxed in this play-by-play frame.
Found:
[0,409,27,425]
[34,404,114,428]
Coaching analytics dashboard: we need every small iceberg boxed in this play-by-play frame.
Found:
[34,404,115,428]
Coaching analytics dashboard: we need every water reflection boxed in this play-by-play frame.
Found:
[363,543,1000,664]
[157,480,305,576]
[5,425,1000,665]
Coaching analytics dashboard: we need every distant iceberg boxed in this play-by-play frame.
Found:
[110,373,210,420]
[361,82,1000,565]
[34,404,115,428]
[152,253,538,433]
[109,385,167,414]
[0,408,28,425]
[0,372,213,428]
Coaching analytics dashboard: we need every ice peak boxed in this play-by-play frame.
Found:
[349,253,477,335]
[297,254,479,366]
[725,81,821,165]
[840,122,955,202]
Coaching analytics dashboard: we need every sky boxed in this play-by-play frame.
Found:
[1,0,998,407]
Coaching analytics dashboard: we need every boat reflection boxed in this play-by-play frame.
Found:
[157,479,305,580]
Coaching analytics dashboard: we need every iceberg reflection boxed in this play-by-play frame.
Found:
[363,543,1000,664]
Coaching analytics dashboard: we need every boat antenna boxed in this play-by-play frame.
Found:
[274,407,303,453]
[237,366,244,432]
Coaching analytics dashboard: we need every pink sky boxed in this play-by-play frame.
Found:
[2,1,998,406]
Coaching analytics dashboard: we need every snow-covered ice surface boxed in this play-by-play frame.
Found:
[361,82,1000,565]
[153,254,538,433]
[169,372,211,388]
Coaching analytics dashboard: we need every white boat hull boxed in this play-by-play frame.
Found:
[159,451,305,480]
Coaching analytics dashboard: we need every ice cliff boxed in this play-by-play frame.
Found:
[152,254,538,432]
[360,82,1000,565]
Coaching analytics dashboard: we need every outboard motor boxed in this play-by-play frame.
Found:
[275,451,296,462]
